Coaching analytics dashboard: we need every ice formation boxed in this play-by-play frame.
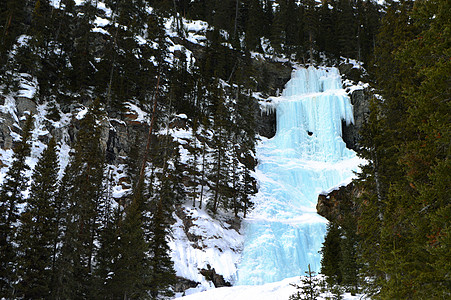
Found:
[236,66,362,285]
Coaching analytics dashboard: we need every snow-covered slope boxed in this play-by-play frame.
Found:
[178,276,366,300]
[171,205,244,292]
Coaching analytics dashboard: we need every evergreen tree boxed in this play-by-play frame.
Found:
[0,0,27,90]
[93,197,122,299]
[208,83,231,214]
[320,223,342,285]
[355,0,450,298]
[54,101,105,299]
[244,0,265,51]
[15,137,60,299]
[112,182,151,300]
[336,0,357,60]
[0,114,33,298]
[339,218,359,295]
[148,195,176,299]
[289,264,321,300]
[303,0,318,64]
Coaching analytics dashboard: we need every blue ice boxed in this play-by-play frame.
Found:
[237,66,360,285]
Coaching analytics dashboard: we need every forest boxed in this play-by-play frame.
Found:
[0,0,449,299]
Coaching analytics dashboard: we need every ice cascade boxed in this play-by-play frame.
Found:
[236,66,362,285]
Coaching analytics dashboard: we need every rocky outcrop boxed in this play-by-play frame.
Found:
[342,87,371,151]
[200,265,232,288]
[174,276,199,293]
[316,182,363,224]
[257,106,277,139]
[254,60,292,138]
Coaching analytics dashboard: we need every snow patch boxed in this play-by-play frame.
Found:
[170,206,244,290]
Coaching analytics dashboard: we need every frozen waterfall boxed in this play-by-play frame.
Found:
[236,66,363,285]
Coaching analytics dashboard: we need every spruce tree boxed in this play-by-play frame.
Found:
[113,182,151,300]
[54,101,105,299]
[320,223,342,285]
[289,264,321,300]
[148,196,176,299]
[15,137,60,299]
[0,114,33,298]
[209,83,231,214]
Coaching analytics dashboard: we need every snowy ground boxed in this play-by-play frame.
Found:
[177,276,366,300]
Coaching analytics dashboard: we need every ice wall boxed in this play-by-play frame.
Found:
[237,66,362,285]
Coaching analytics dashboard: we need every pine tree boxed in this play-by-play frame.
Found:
[376,0,450,297]
[15,137,60,299]
[148,178,176,299]
[54,101,105,299]
[336,0,357,60]
[320,223,342,285]
[304,0,318,64]
[0,0,26,79]
[290,264,321,300]
[0,114,33,298]
[244,0,265,51]
[93,197,122,299]
[339,218,359,295]
[113,182,151,300]
[209,83,231,214]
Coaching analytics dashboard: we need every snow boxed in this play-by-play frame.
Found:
[57,143,71,179]
[125,102,148,123]
[166,18,209,46]
[170,206,244,289]
[75,106,88,120]
[92,27,110,36]
[49,0,61,8]
[94,17,109,27]
[107,164,132,199]
[178,276,367,300]
[18,74,38,99]
[0,95,18,121]
[96,2,113,16]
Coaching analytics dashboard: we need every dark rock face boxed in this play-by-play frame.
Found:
[338,62,365,84]
[316,182,363,224]
[257,107,277,138]
[174,276,199,293]
[342,87,371,151]
[254,61,292,139]
[200,265,232,288]
[252,59,292,96]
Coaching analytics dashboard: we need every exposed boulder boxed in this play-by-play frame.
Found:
[200,265,232,288]
[317,182,364,224]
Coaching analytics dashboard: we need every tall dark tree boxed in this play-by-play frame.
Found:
[336,0,357,59]
[112,182,151,300]
[0,114,33,298]
[54,101,105,299]
[320,223,342,285]
[15,137,60,299]
[148,185,176,299]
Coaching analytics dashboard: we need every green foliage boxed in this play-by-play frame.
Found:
[289,264,321,300]
[355,0,451,298]
[320,223,342,285]
[148,198,176,299]
[15,137,60,299]
[54,101,106,299]
[0,114,33,297]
